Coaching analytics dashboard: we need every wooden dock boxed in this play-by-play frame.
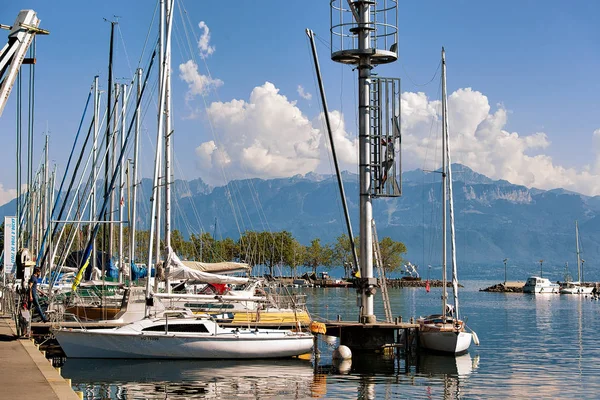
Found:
[0,315,81,400]
[321,319,420,352]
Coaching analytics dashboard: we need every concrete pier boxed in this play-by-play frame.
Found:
[0,315,80,400]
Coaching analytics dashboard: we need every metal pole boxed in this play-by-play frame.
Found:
[91,76,99,273]
[441,48,448,317]
[130,68,142,286]
[42,135,49,270]
[146,0,167,311]
[357,1,374,323]
[575,221,581,282]
[16,72,21,249]
[164,0,174,294]
[118,84,127,283]
[104,21,116,280]
[306,29,359,273]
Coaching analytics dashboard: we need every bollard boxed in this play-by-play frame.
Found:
[337,315,342,321]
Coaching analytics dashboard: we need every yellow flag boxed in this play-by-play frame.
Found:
[71,255,90,291]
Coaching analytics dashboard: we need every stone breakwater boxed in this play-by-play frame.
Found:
[480,283,524,293]
[385,279,461,288]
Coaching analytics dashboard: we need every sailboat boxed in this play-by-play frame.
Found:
[417,48,477,354]
[53,0,313,359]
[560,221,593,295]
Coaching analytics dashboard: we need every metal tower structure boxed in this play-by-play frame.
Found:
[330,1,400,323]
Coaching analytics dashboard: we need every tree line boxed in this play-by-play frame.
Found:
[0,222,407,277]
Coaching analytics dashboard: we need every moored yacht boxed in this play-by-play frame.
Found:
[560,281,593,295]
[53,312,314,359]
[523,276,559,294]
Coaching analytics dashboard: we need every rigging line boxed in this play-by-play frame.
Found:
[401,59,442,88]
[310,32,344,135]
[137,0,160,69]
[116,24,135,81]
[37,89,94,267]
[172,157,208,236]
[307,36,347,242]
[177,1,281,243]
[74,50,157,287]
[176,2,247,238]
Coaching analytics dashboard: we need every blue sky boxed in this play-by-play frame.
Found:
[0,1,598,204]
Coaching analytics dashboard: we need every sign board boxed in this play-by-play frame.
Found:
[3,216,17,274]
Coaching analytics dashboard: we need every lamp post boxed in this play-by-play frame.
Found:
[503,258,508,284]
[539,259,544,278]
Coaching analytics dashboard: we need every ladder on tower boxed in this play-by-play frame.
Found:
[371,218,393,322]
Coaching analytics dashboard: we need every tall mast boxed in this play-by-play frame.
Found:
[91,75,99,272]
[444,48,460,319]
[42,135,49,270]
[441,47,448,317]
[130,68,142,287]
[164,0,174,293]
[118,83,127,283]
[146,0,169,310]
[104,21,116,275]
[576,220,581,282]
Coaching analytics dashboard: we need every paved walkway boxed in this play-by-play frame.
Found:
[0,315,80,400]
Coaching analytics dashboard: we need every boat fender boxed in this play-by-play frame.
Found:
[333,345,352,360]
[471,330,480,346]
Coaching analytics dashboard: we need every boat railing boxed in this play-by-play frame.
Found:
[269,293,307,309]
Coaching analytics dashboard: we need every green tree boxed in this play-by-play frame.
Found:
[288,238,305,278]
[332,233,359,278]
[378,236,407,273]
[304,238,333,274]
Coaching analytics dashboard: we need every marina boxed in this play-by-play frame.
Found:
[1,0,599,399]
[5,283,600,398]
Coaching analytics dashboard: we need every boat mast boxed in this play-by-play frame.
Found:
[118,83,127,283]
[441,48,448,318]
[576,220,581,283]
[130,68,142,287]
[91,75,99,273]
[164,0,174,294]
[444,48,460,319]
[104,21,116,275]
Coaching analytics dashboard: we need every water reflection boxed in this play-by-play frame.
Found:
[417,353,478,400]
[63,358,315,400]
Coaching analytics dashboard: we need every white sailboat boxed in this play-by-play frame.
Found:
[560,221,593,295]
[53,0,313,359]
[417,48,477,354]
[54,312,313,359]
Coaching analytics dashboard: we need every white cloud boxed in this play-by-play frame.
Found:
[197,21,215,58]
[178,60,223,101]
[401,88,600,196]
[193,82,600,196]
[297,85,312,100]
[195,82,357,185]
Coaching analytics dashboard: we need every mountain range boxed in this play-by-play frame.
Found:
[3,164,599,281]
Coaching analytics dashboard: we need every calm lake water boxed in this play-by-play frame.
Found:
[61,281,600,399]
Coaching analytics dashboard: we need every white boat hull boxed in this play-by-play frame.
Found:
[523,276,560,294]
[54,317,314,359]
[419,329,472,354]
[560,285,594,295]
